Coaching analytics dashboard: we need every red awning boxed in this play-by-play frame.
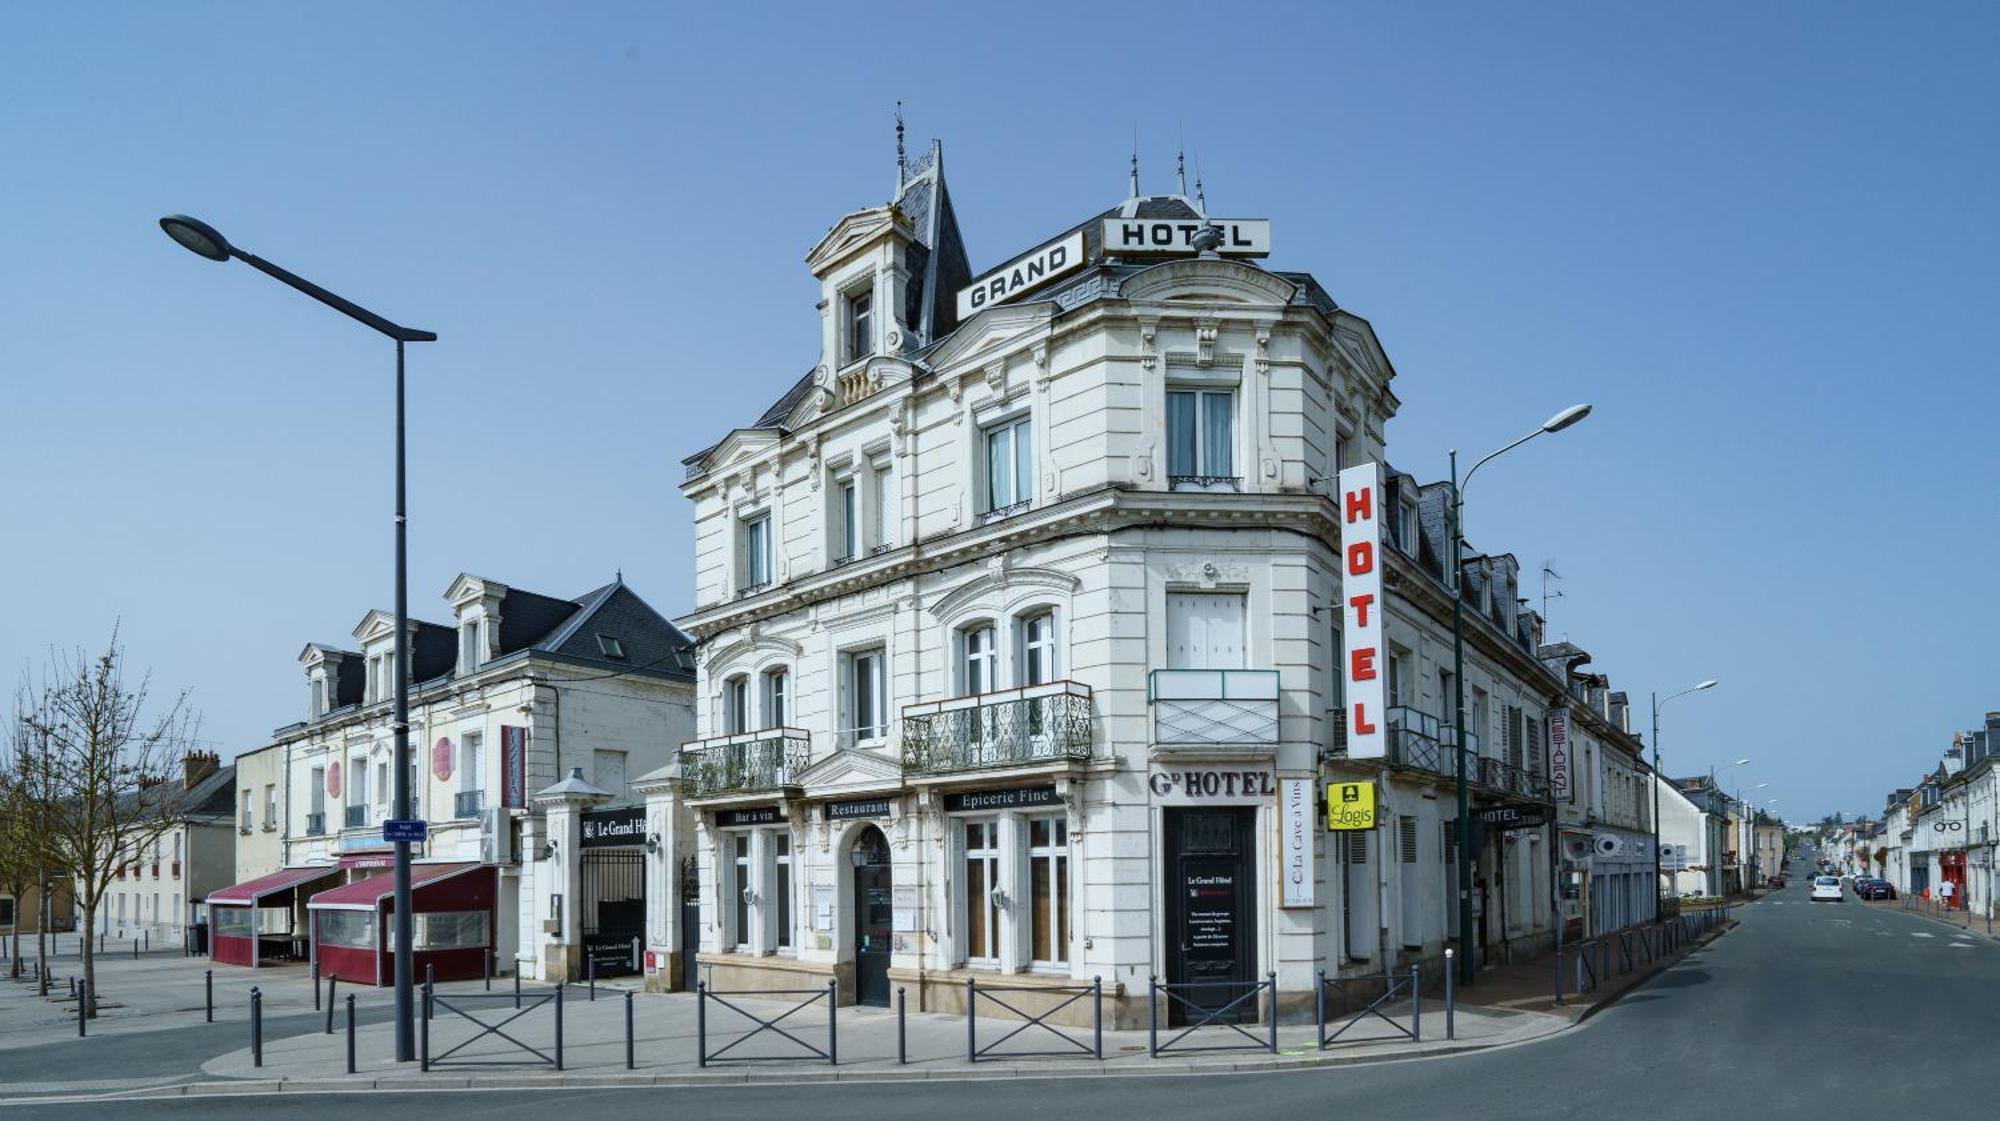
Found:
[210,865,342,906]
[306,863,481,911]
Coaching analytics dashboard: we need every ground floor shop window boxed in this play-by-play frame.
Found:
[410,911,488,950]
[775,834,792,952]
[1029,815,1069,966]
[719,826,795,956]
[963,820,1000,965]
[317,910,375,949]
[730,834,751,951]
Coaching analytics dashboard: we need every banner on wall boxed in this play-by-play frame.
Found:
[1337,462,1386,759]
[1280,778,1314,908]
[500,726,526,808]
[1548,708,1572,803]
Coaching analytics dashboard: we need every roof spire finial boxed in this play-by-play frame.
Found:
[895,101,907,190]
[1177,150,1187,197]
[1194,148,1207,214]
[1130,125,1140,199]
[616,567,623,584]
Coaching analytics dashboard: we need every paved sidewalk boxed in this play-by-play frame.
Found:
[181,979,1567,1092]
[1864,897,2000,939]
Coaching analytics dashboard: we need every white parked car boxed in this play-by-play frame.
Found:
[1811,876,1843,902]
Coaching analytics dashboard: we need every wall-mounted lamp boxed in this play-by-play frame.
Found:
[645,834,661,855]
[540,839,559,861]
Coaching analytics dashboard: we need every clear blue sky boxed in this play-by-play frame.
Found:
[3,2,1993,822]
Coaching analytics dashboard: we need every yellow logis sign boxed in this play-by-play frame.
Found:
[1326,781,1376,831]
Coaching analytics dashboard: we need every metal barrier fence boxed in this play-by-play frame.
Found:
[1147,973,1277,1057]
[421,981,565,1071]
[696,980,837,1067]
[1317,966,1420,1048]
[1562,905,1734,998]
[966,976,1103,1061]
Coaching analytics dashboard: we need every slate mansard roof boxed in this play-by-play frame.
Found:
[294,577,695,728]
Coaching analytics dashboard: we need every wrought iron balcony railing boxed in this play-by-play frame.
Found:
[679,728,812,797]
[454,790,485,819]
[343,804,369,828]
[305,812,326,837]
[902,681,1093,774]
[1149,669,1279,746]
[1380,706,1553,800]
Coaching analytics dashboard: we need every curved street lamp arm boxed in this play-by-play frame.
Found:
[231,249,437,344]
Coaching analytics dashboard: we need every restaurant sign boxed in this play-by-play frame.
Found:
[581,806,647,848]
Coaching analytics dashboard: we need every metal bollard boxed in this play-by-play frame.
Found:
[345,995,356,1074]
[696,981,707,1068]
[425,964,435,1022]
[827,978,839,1066]
[484,948,493,991]
[205,969,214,1023]
[250,987,263,1068]
[513,968,521,1010]
[69,976,76,999]
[625,990,636,1070]
[421,977,432,1072]
[325,974,338,1034]
[554,983,565,1071]
[589,955,596,1001]
[143,931,149,953]
[966,975,978,1061]
[897,986,907,1065]
[1410,964,1422,1042]
[1266,972,1278,1054]
[133,938,138,960]
[1093,976,1104,1059]
[1444,948,1456,1039]
[77,980,87,1037]
[313,962,321,1011]
[1315,969,1327,1049]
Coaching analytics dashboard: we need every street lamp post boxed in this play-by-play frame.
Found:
[159,215,434,1063]
[1449,403,1591,986]
[1709,758,1751,897]
[1650,681,1715,913]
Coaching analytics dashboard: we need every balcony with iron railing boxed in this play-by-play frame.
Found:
[1149,669,1279,747]
[1381,706,1555,801]
[343,804,369,829]
[454,790,486,819]
[679,728,813,798]
[902,681,1094,775]
[305,812,326,837]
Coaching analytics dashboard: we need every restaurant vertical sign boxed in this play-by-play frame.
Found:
[1338,462,1386,759]
[1548,707,1572,803]
[501,726,527,808]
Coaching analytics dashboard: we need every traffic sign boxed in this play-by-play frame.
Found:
[382,818,428,844]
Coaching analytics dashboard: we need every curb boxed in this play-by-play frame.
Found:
[14,1028,1559,1101]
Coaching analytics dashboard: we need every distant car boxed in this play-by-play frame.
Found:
[1768,874,1788,888]
[1811,876,1843,902]
[1857,879,1897,900]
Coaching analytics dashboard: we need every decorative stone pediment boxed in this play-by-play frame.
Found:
[1119,258,1298,306]
[925,302,1055,374]
[703,632,806,675]
[791,747,904,796]
[696,428,783,483]
[445,572,509,611]
[351,609,404,646]
[927,564,1082,623]
[805,206,914,274]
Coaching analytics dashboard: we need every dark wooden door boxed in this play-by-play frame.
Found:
[852,827,892,1007]
[1164,807,1256,1025]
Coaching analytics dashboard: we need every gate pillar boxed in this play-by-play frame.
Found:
[533,768,611,982]
[634,766,687,992]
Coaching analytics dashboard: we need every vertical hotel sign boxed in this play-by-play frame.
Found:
[1338,463,1386,759]
[500,726,527,808]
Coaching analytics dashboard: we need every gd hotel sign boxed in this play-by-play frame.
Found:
[1337,462,1386,760]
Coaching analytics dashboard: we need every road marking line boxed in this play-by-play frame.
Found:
[1912,932,1935,938]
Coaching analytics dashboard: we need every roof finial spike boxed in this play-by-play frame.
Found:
[1194,148,1207,214]
[1130,126,1140,199]
[616,567,623,584]
[1177,149,1187,197]
[895,101,907,190]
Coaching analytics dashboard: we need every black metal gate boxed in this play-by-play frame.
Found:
[581,848,645,979]
[679,854,700,992]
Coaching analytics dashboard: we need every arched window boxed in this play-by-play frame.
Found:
[1017,611,1057,685]
[723,675,750,734]
[960,623,997,695]
[763,667,789,728]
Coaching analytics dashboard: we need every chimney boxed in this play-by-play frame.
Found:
[184,750,219,790]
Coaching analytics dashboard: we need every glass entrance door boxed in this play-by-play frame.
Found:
[851,826,892,1007]
[1163,807,1256,1025]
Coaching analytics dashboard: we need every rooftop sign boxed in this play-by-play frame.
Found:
[1101,218,1270,257]
[956,230,1086,320]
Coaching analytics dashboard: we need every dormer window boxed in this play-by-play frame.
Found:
[596,634,625,659]
[459,620,482,674]
[844,287,873,365]
[313,677,329,718]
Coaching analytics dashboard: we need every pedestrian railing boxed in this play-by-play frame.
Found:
[1317,966,1421,1048]
[421,982,564,1071]
[1147,973,1277,1057]
[966,976,1103,1062]
[696,980,837,1067]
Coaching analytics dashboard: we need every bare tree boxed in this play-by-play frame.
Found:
[0,765,39,981]
[18,632,200,1016]
[2,690,61,994]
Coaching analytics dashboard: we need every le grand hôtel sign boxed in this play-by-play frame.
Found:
[955,217,1272,321]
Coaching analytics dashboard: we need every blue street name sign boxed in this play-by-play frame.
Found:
[381,819,428,844]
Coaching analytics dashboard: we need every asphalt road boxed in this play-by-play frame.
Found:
[10,887,2000,1119]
